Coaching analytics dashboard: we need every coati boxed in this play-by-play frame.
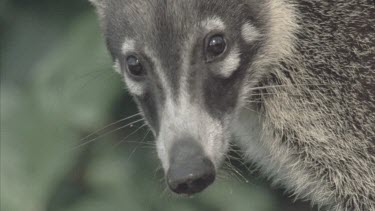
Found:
[89,0,375,210]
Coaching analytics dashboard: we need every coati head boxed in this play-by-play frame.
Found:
[89,0,296,195]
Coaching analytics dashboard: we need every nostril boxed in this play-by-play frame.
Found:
[175,182,189,193]
[168,171,216,194]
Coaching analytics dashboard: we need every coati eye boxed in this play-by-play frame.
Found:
[205,34,227,62]
[126,55,145,77]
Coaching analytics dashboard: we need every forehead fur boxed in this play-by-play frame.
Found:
[96,0,264,57]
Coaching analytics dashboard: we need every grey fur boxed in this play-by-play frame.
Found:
[90,0,375,210]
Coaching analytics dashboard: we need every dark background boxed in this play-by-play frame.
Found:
[1,1,315,210]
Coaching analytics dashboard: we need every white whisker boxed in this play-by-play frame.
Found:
[126,129,152,161]
[72,117,145,149]
[79,113,142,142]
[114,123,148,147]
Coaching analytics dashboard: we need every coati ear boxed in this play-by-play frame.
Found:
[88,0,106,17]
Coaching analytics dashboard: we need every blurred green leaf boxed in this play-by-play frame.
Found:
[31,12,122,130]
[1,12,121,211]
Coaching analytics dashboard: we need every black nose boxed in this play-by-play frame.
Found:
[167,140,216,195]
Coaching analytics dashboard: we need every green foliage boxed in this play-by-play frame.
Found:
[1,7,122,211]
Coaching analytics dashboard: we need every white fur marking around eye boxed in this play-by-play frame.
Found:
[119,38,145,95]
[114,60,144,96]
[122,39,136,55]
[241,23,261,43]
[201,17,225,32]
[113,59,122,74]
[218,47,241,78]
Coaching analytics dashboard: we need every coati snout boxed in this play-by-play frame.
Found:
[167,140,215,194]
